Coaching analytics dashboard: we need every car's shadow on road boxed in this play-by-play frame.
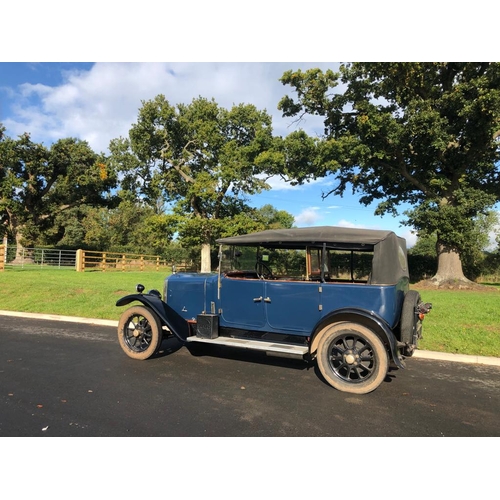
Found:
[151,335,185,358]
[152,336,400,390]
[181,340,311,371]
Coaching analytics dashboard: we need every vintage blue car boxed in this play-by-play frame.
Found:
[116,226,431,394]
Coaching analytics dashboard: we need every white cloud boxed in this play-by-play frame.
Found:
[261,176,300,191]
[336,219,372,229]
[4,62,338,153]
[399,229,418,248]
[294,208,324,227]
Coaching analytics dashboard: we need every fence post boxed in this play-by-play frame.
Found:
[122,254,126,272]
[76,249,84,272]
[0,245,4,271]
[102,253,107,272]
[2,235,6,267]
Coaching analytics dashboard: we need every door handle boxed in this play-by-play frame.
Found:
[253,296,263,302]
[264,297,271,303]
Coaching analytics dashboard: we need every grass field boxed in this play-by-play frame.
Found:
[412,284,500,357]
[0,268,166,320]
[1,268,499,357]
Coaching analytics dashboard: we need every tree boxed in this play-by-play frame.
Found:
[109,95,281,272]
[278,63,500,284]
[254,204,295,230]
[81,191,176,254]
[0,131,117,260]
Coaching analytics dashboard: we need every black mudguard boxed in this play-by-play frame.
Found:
[311,308,405,369]
[116,294,189,342]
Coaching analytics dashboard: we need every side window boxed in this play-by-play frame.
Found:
[328,250,373,282]
[220,246,258,274]
[307,247,327,279]
[398,244,408,272]
[267,248,307,280]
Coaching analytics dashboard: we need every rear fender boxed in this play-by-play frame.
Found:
[116,294,189,341]
[310,308,405,369]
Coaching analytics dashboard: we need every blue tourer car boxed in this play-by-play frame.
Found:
[116,226,431,394]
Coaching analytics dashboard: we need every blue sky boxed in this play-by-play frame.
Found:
[0,62,422,244]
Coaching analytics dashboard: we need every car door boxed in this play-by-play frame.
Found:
[219,276,267,328]
[264,280,321,334]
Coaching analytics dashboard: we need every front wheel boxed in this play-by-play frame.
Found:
[117,305,163,360]
[316,322,388,394]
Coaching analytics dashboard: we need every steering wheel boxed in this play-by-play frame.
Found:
[255,261,274,280]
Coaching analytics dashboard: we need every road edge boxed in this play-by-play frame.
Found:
[0,309,118,327]
[1,309,499,367]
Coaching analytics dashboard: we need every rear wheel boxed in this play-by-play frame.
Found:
[316,322,388,394]
[118,305,163,360]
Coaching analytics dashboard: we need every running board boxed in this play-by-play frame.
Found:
[185,335,308,359]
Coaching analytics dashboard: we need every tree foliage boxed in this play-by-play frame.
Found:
[80,191,176,254]
[109,95,282,271]
[278,63,500,283]
[0,130,117,253]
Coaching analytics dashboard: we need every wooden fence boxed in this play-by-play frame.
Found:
[75,250,173,272]
[75,249,198,273]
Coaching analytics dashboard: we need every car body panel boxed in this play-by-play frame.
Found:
[162,273,407,339]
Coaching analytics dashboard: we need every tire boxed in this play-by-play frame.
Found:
[117,305,163,360]
[316,322,388,395]
[400,290,422,357]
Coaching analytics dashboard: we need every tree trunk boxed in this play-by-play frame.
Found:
[11,229,34,264]
[432,241,471,284]
[200,243,211,273]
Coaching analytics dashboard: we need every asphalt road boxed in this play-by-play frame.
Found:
[1,315,499,437]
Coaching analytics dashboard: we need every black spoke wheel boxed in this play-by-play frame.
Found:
[117,306,163,360]
[316,322,388,394]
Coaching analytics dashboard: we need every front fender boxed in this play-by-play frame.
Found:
[310,308,405,369]
[116,294,189,342]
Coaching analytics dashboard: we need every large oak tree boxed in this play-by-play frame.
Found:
[0,130,117,260]
[278,63,500,284]
[109,95,281,272]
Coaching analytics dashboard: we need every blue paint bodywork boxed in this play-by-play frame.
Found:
[163,272,407,336]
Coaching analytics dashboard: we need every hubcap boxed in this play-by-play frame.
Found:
[345,353,356,364]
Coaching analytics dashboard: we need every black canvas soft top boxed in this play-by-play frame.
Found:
[217,226,409,285]
[217,226,394,248]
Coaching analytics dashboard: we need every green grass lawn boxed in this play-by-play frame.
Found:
[1,268,499,357]
[413,284,500,357]
[0,268,166,320]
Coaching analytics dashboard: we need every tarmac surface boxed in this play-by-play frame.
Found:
[1,309,499,367]
[2,310,500,437]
